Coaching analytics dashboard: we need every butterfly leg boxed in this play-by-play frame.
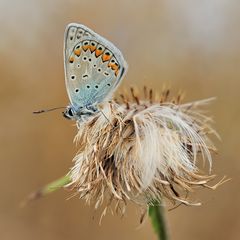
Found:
[86,105,98,113]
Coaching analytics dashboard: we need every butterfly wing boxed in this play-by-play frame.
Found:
[64,23,128,110]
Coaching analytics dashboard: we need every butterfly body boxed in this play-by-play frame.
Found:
[63,23,127,122]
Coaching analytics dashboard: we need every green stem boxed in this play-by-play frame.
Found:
[148,202,169,240]
[23,174,71,205]
[41,174,71,195]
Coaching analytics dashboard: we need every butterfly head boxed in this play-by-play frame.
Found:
[63,104,99,122]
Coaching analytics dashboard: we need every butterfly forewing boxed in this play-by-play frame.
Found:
[64,23,127,110]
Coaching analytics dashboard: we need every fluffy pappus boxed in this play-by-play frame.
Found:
[67,87,226,215]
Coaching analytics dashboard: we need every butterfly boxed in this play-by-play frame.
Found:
[63,23,128,122]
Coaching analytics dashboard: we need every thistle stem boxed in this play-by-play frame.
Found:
[24,174,71,204]
[41,174,71,195]
[148,202,169,240]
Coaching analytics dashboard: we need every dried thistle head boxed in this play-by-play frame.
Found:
[67,87,224,214]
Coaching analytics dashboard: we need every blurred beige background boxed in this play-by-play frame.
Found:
[0,0,239,239]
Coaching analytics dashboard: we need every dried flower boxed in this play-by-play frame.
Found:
[67,87,225,215]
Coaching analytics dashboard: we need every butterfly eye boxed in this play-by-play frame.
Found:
[75,88,79,93]
[95,85,99,89]
[68,108,73,116]
[83,56,87,61]
[86,85,90,89]
[104,72,109,76]
[107,83,111,87]
[71,75,76,80]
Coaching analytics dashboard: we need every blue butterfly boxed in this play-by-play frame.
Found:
[63,23,128,122]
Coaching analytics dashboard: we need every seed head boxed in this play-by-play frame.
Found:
[67,87,225,215]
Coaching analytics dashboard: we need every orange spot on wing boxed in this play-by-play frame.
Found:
[82,45,90,51]
[90,45,96,52]
[115,69,119,76]
[102,53,111,62]
[69,56,74,63]
[108,62,119,71]
[112,63,119,71]
[74,49,81,56]
[95,49,103,57]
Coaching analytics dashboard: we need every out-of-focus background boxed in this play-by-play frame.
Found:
[0,0,239,239]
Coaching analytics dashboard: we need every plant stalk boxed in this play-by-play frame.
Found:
[23,174,71,205]
[148,202,169,240]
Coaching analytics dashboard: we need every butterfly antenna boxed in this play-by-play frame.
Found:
[33,107,66,114]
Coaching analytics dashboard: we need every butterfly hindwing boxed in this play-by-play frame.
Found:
[64,23,128,110]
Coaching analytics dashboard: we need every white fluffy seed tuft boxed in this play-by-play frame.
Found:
[67,88,221,214]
